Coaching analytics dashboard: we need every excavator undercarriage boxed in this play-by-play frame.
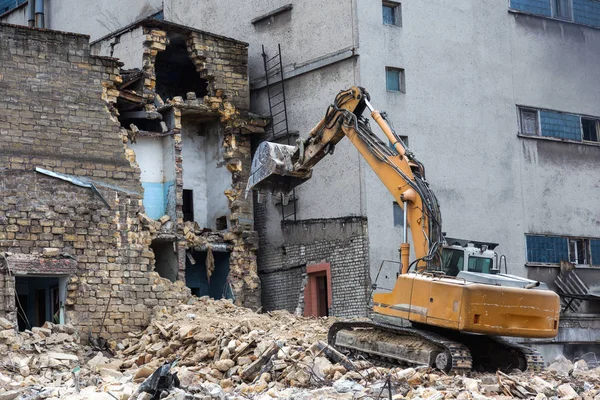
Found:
[328,321,545,374]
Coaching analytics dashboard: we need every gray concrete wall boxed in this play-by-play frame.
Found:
[0,0,162,40]
[164,0,356,80]
[354,0,600,291]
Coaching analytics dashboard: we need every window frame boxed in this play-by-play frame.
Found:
[385,67,406,93]
[518,107,540,136]
[552,0,573,21]
[526,234,600,267]
[569,238,591,266]
[582,117,600,143]
[382,1,402,26]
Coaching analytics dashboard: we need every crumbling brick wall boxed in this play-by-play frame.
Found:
[258,217,371,317]
[137,24,260,309]
[0,23,190,335]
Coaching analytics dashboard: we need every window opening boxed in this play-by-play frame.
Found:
[15,276,66,331]
[151,240,178,282]
[441,248,464,277]
[519,108,539,135]
[386,67,405,93]
[553,0,572,20]
[569,238,590,265]
[467,256,496,274]
[582,118,599,142]
[383,1,402,26]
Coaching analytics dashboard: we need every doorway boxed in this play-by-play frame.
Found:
[185,250,231,299]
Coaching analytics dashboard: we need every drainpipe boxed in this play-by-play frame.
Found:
[27,0,35,27]
[34,0,44,29]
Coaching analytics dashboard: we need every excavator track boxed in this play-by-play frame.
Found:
[328,321,544,373]
[328,321,472,374]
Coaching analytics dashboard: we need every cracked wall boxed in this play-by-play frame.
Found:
[94,20,261,309]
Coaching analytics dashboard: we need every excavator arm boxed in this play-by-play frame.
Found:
[247,87,443,272]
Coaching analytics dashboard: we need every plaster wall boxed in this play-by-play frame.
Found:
[0,0,162,40]
[204,124,231,231]
[181,122,231,230]
[130,136,175,220]
[90,26,145,69]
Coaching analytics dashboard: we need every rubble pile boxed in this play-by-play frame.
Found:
[3,299,600,399]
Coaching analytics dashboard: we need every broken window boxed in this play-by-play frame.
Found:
[582,118,599,142]
[383,1,402,26]
[519,108,539,135]
[569,238,590,265]
[386,67,405,93]
[155,33,208,101]
[553,0,572,20]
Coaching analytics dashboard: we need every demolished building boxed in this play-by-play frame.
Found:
[0,20,265,334]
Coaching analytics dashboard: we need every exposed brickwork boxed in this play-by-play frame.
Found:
[110,20,260,309]
[258,217,370,317]
[0,23,190,334]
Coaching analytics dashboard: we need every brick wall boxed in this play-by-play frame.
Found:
[257,216,370,317]
[0,23,190,334]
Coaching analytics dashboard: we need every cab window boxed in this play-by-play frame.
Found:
[467,256,496,274]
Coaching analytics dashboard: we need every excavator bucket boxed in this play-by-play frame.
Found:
[246,141,310,197]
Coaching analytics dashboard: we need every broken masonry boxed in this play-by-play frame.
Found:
[0,20,266,336]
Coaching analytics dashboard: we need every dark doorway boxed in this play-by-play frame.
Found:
[185,250,231,299]
[183,189,194,222]
[316,275,329,317]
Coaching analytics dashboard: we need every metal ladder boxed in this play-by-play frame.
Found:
[261,44,297,222]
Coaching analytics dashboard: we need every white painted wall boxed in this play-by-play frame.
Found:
[130,138,164,183]
[182,122,231,230]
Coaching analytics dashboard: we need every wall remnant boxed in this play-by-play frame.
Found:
[0,19,265,334]
[258,217,371,317]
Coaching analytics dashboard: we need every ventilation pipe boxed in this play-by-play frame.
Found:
[27,0,35,27]
[34,0,44,29]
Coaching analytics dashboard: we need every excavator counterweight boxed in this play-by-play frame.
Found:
[247,87,560,373]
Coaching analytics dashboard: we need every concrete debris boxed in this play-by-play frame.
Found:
[1,299,600,399]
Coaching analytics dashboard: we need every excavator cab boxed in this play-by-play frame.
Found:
[439,241,500,277]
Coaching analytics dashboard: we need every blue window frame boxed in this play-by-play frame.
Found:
[386,67,405,93]
[526,235,568,264]
[382,2,401,25]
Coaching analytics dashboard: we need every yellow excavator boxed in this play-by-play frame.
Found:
[247,87,560,373]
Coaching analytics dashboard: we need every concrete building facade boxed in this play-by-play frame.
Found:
[2,1,600,337]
